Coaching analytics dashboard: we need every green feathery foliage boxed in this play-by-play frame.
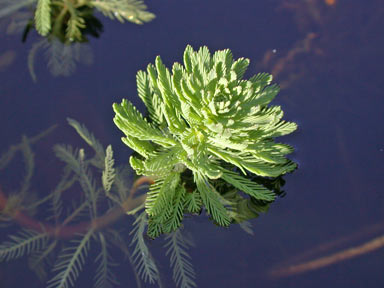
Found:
[35,0,51,36]
[1,0,155,81]
[23,0,155,42]
[90,0,155,24]
[113,45,298,238]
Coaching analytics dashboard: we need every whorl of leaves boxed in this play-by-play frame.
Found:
[113,45,298,238]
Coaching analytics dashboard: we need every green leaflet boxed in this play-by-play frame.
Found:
[90,0,155,24]
[163,185,186,233]
[194,172,231,226]
[32,0,154,39]
[35,0,51,36]
[183,190,202,214]
[113,99,176,147]
[113,45,298,237]
[66,14,85,42]
[145,173,180,218]
[219,168,276,201]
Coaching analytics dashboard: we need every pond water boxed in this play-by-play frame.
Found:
[0,0,383,287]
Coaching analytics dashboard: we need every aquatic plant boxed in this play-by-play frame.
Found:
[0,45,298,287]
[0,0,155,80]
[113,45,298,238]
[0,0,154,43]
[0,119,196,288]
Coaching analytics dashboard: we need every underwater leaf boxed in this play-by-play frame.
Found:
[94,233,118,288]
[0,124,56,170]
[223,188,270,223]
[43,40,93,79]
[47,229,94,288]
[164,230,196,288]
[19,135,35,197]
[111,166,134,204]
[77,153,99,219]
[238,221,254,235]
[34,0,51,36]
[102,145,115,193]
[67,118,105,168]
[0,229,47,261]
[48,167,77,221]
[53,144,81,174]
[28,241,57,282]
[129,212,159,284]
[27,38,46,82]
[54,143,99,218]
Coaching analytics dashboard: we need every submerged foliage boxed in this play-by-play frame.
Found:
[113,45,298,238]
[0,120,196,288]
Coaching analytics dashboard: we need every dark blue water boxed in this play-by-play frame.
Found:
[1,0,383,287]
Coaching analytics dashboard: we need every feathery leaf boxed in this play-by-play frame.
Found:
[194,172,231,226]
[102,145,115,193]
[91,0,155,24]
[67,118,105,168]
[0,229,47,261]
[47,229,94,288]
[129,212,159,284]
[34,0,51,36]
[164,230,196,288]
[94,233,118,288]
